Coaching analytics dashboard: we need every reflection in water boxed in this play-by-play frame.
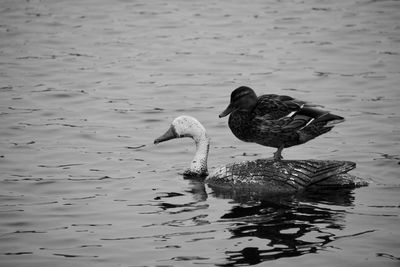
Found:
[185,179,357,266]
[219,196,347,265]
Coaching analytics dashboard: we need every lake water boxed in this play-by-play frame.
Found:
[0,0,399,266]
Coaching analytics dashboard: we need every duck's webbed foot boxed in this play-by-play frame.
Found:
[273,145,284,161]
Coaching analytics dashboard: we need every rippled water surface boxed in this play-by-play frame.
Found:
[0,0,399,266]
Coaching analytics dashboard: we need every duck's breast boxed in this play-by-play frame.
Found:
[227,111,255,142]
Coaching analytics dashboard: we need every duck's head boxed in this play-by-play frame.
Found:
[219,86,258,118]
[154,115,210,177]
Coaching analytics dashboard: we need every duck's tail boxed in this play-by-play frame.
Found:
[298,107,344,124]
[297,107,344,143]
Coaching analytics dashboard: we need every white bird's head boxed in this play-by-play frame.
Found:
[154,115,207,144]
[154,115,210,177]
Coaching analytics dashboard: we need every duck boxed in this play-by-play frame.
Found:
[154,115,368,195]
[219,86,345,161]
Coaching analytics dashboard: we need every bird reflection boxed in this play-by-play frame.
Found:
[156,177,357,266]
[187,179,355,265]
[215,188,354,266]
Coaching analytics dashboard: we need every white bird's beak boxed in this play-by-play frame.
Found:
[154,125,178,144]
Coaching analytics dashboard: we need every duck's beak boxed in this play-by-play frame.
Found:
[219,104,236,118]
[154,126,178,144]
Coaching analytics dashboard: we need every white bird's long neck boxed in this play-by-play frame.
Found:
[190,133,210,175]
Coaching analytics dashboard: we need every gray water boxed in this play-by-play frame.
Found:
[0,0,399,266]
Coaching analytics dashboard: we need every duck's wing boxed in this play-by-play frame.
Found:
[254,94,306,119]
[253,116,296,135]
[253,112,312,136]
[253,94,341,134]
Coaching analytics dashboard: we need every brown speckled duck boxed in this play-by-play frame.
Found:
[219,86,345,161]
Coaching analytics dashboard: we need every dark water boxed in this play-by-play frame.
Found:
[0,0,399,266]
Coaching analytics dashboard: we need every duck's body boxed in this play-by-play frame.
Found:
[154,116,367,195]
[219,87,345,160]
